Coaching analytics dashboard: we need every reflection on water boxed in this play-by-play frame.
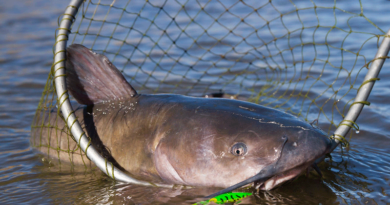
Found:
[1,0,390,204]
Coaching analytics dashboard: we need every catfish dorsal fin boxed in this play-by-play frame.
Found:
[65,44,137,105]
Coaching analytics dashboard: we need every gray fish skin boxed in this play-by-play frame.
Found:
[31,44,332,190]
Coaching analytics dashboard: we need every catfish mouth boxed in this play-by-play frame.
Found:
[206,160,322,199]
[253,159,325,190]
[253,163,313,190]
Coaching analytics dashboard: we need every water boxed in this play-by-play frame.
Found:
[1,0,390,204]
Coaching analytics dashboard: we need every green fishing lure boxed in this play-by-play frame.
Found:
[193,192,252,204]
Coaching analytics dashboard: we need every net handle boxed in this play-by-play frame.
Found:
[53,0,173,188]
[328,29,390,152]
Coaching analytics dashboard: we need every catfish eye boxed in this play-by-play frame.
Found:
[231,142,247,156]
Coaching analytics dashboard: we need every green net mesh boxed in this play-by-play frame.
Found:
[32,0,387,167]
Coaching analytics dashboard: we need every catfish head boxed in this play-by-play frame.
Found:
[152,97,333,192]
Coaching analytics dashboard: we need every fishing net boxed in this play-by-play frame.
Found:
[32,0,389,170]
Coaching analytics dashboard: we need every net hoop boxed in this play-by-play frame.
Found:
[53,0,390,183]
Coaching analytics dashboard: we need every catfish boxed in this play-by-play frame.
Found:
[31,44,332,191]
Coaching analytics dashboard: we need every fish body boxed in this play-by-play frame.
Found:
[31,44,332,190]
